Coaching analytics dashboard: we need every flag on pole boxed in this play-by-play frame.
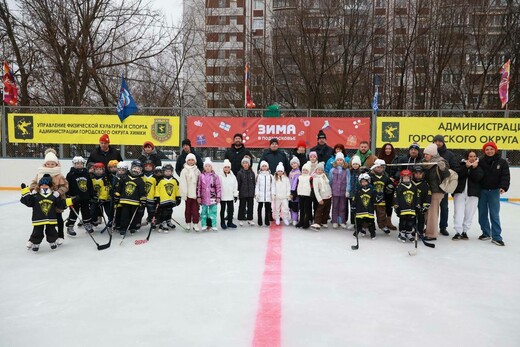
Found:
[245,63,255,109]
[372,77,379,115]
[499,59,510,109]
[3,61,18,106]
[116,74,138,122]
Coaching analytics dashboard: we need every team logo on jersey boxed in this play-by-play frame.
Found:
[361,194,371,208]
[145,181,152,194]
[382,122,399,142]
[404,190,414,205]
[374,181,384,193]
[151,118,172,143]
[165,183,174,196]
[39,199,52,215]
[125,182,136,196]
[77,178,88,192]
[94,185,101,196]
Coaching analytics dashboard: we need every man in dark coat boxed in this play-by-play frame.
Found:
[225,133,253,176]
[433,134,460,236]
[309,129,334,163]
[393,142,423,180]
[259,138,290,175]
[175,139,204,176]
[87,134,123,169]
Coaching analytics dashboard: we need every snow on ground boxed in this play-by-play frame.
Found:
[0,190,519,347]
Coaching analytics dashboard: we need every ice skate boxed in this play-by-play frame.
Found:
[370,230,376,240]
[56,238,64,246]
[311,223,321,231]
[321,223,328,228]
[211,227,218,231]
[239,221,244,226]
[461,232,468,240]
[248,221,255,226]
[49,242,57,250]
[340,223,347,229]
[227,222,237,229]
[32,243,40,252]
[84,223,94,234]
[284,219,290,226]
[26,241,33,250]
[332,223,339,229]
[158,221,170,233]
[398,232,407,243]
[167,220,176,229]
[66,225,77,237]
[193,224,200,232]
[275,218,280,226]
[292,220,298,226]
[382,227,390,235]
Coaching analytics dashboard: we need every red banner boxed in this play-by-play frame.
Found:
[187,116,370,148]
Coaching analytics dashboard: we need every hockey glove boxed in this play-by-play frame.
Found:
[53,191,60,198]
[234,197,238,203]
[175,197,181,206]
[21,183,26,189]
[113,194,120,205]
[345,191,350,198]
[140,199,147,207]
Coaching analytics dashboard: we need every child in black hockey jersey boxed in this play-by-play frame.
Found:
[352,173,377,239]
[65,156,95,236]
[141,159,158,228]
[21,174,73,252]
[155,163,180,232]
[393,170,419,242]
[114,160,146,235]
[411,166,431,236]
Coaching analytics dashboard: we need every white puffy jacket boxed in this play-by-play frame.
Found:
[219,172,238,201]
[255,171,273,202]
[297,174,312,196]
[179,164,200,199]
[271,176,291,200]
[313,173,332,201]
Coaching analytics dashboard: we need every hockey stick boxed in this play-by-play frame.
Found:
[172,217,191,232]
[120,206,139,246]
[409,228,418,256]
[96,206,114,250]
[417,231,435,248]
[135,205,160,245]
[351,214,359,250]
[69,205,106,250]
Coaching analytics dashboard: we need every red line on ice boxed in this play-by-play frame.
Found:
[252,225,282,347]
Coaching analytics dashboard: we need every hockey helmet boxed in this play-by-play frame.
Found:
[400,169,413,177]
[358,173,371,183]
[412,166,423,173]
[72,156,86,164]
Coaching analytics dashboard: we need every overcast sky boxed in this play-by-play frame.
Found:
[153,0,183,25]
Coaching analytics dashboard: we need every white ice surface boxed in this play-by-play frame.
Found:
[1,190,519,347]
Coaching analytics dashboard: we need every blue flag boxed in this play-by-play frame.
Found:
[116,75,138,122]
[372,86,379,115]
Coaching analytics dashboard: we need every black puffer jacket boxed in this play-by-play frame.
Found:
[424,156,450,194]
[175,148,204,176]
[392,154,423,180]
[309,143,334,163]
[453,159,484,197]
[438,144,459,172]
[236,168,256,198]
[259,149,290,175]
[137,149,162,167]
[479,154,510,192]
[225,144,253,176]
[87,146,123,168]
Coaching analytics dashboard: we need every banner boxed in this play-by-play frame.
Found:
[377,117,519,150]
[187,116,370,148]
[8,113,180,145]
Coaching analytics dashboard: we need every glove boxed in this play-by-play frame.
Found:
[113,195,120,205]
[345,191,350,198]
[437,160,446,171]
[53,191,60,198]
[176,197,182,206]
[422,205,430,213]
[31,190,37,195]
[234,197,238,203]
[21,183,26,189]
[290,190,297,198]
[216,198,221,204]
[66,196,78,207]
[140,199,146,207]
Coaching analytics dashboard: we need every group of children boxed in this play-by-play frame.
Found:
[21,146,433,252]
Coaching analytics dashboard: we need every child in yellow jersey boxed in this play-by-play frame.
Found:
[91,162,113,230]
[140,160,158,228]
[154,164,180,232]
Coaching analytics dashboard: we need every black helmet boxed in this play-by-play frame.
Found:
[412,166,423,173]
[162,163,174,172]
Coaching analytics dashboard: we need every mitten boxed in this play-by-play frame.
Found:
[345,191,350,198]
[53,191,60,198]
[175,197,181,206]
[437,160,446,171]
[21,183,26,189]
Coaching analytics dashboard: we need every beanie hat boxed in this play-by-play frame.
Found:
[482,141,498,153]
[44,148,59,164]
[302,162,312,173]
[335,152,345,161]
[108,160,119,168]
[351,155,361,166]
[316,162,325,172]
[38,174,52,186]
[275,162,285,172]
[297,140,306,149]
[99,134,110,144]
[409,142,420,151]
[433,134,445,143]
[181,139,192,147]
[186,153,196,162]
[270,138,279,145]
[233,133,243,140]
[143,141,154,149]
[223,159,232,168]
[241,157,251,165]
[203,157,213,167]
[317,130,326,139]
[260,160,269,169]
[424,143,438,156]
[371,159,386,171]
[290,156,300,166]
[309,151,318,159]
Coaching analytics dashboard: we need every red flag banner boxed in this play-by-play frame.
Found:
[187,116,370,148]
[2,61,18,106]
[245,63,255,108]
[499,59,510,109]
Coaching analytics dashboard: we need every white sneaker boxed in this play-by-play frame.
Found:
[321,223,328,229]
[248,221,255,226]
[26,241,33,249]
[332,223,339,229]
[340,223,347,229]
[239,221,244,226]
[193,224,200,232]
[275,219,280,226]
[284,219,290,226]
[347,224,355,230]
[292,220,298,226]
[311,223,321,230]
[187,223,192,230]
[56,238,64,246]
[211,227,218,231]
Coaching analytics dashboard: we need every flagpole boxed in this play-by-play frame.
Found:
[502,103,509,160]
[1,100,7,157]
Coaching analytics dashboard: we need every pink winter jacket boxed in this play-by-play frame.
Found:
[196,171,222,206]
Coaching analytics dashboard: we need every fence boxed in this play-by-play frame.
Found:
[1,106,519,165]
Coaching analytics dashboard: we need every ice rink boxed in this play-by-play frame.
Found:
[1,190,519,347]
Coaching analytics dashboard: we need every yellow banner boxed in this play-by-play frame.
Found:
[8,113,180,146]
[377,117,520,150]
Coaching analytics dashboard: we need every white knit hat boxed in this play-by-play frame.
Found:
[44,148,59,164]
[223,159,231,168]
[203,157,213,167]
[351,155,361,166]
[260,160,269,169]
[290,156,300,165]
[335,152,345,161]
[302,162,312,173]
[241,157,251,165]
[186,153,196,162]
[276,162,284,172]
[316,162,325,172]
[424,143,438,156]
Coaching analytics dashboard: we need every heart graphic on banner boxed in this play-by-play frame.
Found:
[338,129,344,134]
[213,132,219,137]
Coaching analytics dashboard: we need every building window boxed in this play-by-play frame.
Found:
[218,0,226,8]
[254,0,264,10]
[218,16,226,25]
[218,33,226,42]
[375,0,386,7]
[253,19,264,30]
[374,55,384,67]
[218,50,225,59]
[273,0,289,8]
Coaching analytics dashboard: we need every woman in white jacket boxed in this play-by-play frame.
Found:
[271,162,291,226]
[255,160,273,226]
[219,159,239,229]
